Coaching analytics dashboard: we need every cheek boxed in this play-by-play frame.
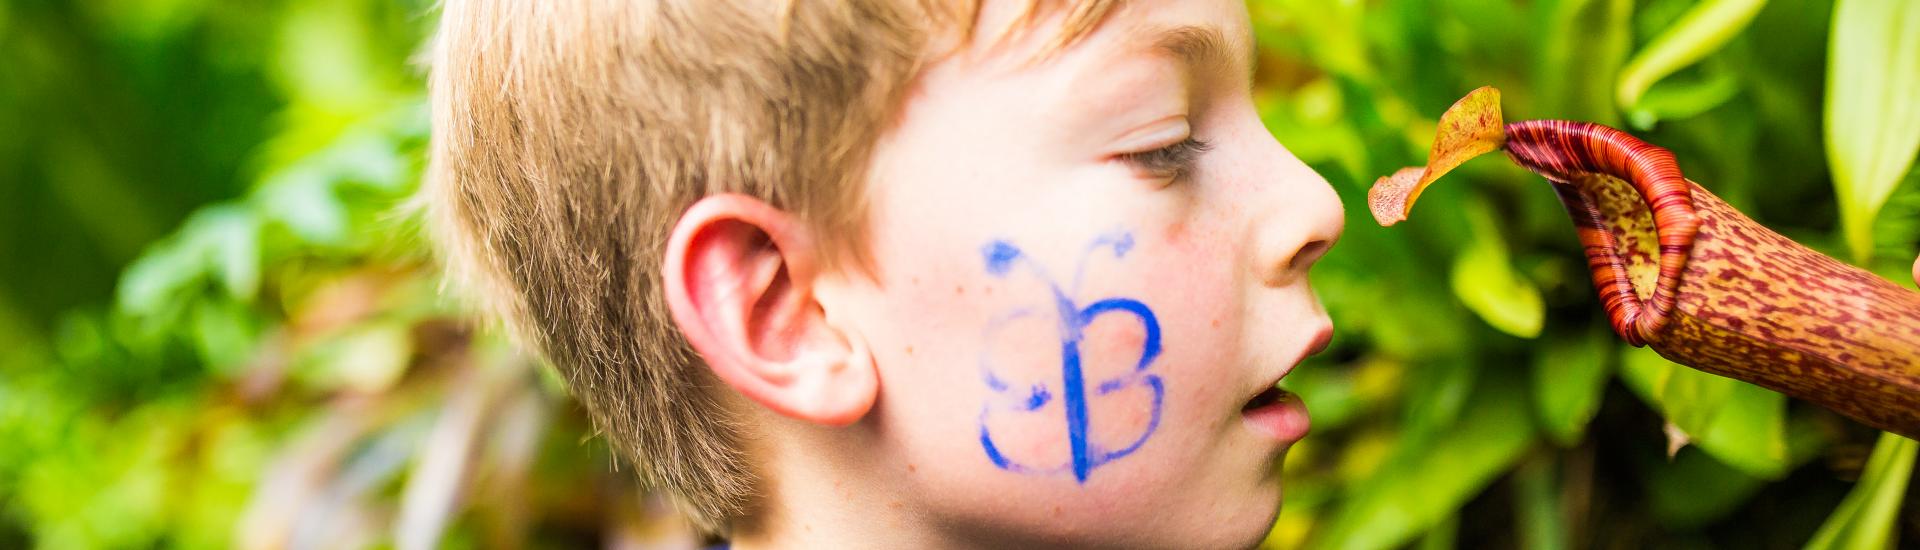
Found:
[865,216,1253,482]
[1135,219,1244,350]
[981,226,1246,464]
[1072,311,1163,453]
[1121,220,1249,425]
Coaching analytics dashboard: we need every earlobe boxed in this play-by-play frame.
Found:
[662,194,877,426]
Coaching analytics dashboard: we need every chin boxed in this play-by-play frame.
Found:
[1229,488,1286,549]
[1199,476,1286,550]
[1123,486,1282,550]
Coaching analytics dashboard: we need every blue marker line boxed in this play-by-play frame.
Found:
[1098,375,1163,460]
[1060,338,1092,481]
[975,231,1167,484]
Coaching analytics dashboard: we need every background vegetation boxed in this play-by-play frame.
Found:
[1,0,1915,548]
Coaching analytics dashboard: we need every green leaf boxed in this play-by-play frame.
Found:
[1417,513,1458,550]
[113,204,258,324]
[1804,432,1917,550]
[1530,327,1614,445]
[1534,0,1636,124]
[1618,346,1790,478]
[1450,199,1545,338]
[1400,358,1480,445]
[1364,285,1473,358]
[1626,65,1742,130]
[1646,444,1767,528]
[1616,0,1768,112]
[1869,169,1920,262]
[1514,454,1569,550]
[115,241,199,320]
[195,206,261,302]
[1313,377,1535,550]
[1826,0,1920,263]
[327,129,412,192]
[258,171,349,246]
[189,300,261,373]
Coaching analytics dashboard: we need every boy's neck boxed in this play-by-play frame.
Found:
[726,422,943,549]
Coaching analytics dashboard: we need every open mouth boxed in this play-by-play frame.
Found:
[1238,326,1329,440]
[1242,385,1288,412]
[1240,384,1308,441]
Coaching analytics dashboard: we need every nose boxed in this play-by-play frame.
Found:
[1251,143,1344,288]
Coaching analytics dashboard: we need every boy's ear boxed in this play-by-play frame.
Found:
[662,194,877,426]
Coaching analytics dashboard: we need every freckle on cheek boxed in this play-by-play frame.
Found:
[1085,381,1158,450]
[1077,314,1152,383]
[1093,317,1148,355]
[1165,221,1186,244]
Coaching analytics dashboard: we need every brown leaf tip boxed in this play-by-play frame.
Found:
[1368,166,1426,227]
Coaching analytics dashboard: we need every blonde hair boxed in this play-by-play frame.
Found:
[425,0,1119,532]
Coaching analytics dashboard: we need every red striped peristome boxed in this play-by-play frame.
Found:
[1502,120,1701,346]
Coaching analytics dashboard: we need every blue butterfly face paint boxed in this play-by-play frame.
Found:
[976,230,1165,483]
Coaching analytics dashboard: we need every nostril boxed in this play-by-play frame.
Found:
[1262,238,1334,288]
[1289,239,1332,272]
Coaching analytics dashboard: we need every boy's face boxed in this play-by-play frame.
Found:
[830,0,1341,546]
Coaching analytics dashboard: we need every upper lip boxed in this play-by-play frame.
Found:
[1244,322,1334,405]
[1302,323,1335,360]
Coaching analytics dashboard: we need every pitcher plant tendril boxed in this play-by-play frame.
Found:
[1369,86,1920,438]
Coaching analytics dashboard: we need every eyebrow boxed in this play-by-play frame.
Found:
[1143,24,1252,84]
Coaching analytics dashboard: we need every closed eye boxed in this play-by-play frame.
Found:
[1120,137,1211,181]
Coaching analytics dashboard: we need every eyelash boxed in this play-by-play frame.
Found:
[1120,137,1212,180]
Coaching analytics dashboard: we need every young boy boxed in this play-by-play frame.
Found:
[427,0,1342,547]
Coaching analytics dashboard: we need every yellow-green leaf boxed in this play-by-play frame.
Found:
[1804,432,1917,550]
[1449,199,1544,338]
[1618,346,1790,478]
[1616,0,1767,112]
[1826,0,1920,263]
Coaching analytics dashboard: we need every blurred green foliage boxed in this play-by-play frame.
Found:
[0,0,1915,548]
[1,1,698,547]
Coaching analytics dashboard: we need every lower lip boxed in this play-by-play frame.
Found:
[1242,393,1310,442]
